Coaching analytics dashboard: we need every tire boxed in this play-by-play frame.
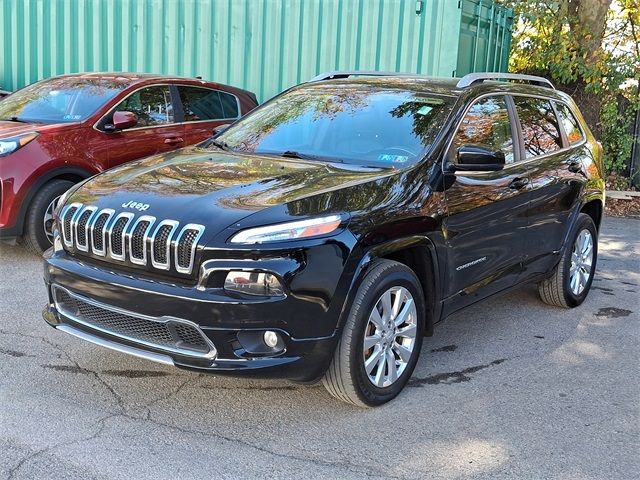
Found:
[538,213,598,308]
[21,179,75,256]
[323,259,425,407]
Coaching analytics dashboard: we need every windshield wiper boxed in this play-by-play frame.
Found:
[279,150,343,163]
[0,116,28,123]
[211,139,232,151]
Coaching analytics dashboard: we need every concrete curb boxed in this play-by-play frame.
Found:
[606,190,640,200]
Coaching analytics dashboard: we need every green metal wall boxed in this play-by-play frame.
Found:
[456,0,513,76]
[0,0,511,102]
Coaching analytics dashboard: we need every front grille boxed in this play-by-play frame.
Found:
[59,204,204,274]
[53,286,215,358]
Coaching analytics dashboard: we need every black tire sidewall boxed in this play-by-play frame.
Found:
[24,180,75,252]
[349,265,425,406]
[562,214,598,307]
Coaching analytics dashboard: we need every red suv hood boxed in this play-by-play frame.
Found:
[0,120,79,138]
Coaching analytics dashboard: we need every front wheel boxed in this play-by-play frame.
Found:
[538,213,598,308]
[21,179,75,255]
[323,259,425,407]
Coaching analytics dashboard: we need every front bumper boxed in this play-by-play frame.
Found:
[42,239,355,381]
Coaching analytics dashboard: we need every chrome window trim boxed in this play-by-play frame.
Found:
[60,202,83,247]
[128,215,156,265]
[92,83,174,133]
[92,83,241,134]
[174,224,205,275]
[52,285,217,360]
[107,212,135,261]
[444,91,588,174]
[90,208,116,257]
[74,206,98,252]
[150,219,180,270]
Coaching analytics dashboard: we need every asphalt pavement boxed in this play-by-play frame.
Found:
[1,217,638,479]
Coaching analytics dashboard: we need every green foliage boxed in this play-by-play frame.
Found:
[501,0,639,181]
[600,97,636,179]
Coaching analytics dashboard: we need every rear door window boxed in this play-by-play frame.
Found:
[555,102,584,145]
[513,97,563,158]
[453,95,515,164]
[178,86,239,121]
[115,85,174,127]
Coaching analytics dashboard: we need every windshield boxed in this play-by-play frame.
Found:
[217,84,454,168]
[0,77,127,123]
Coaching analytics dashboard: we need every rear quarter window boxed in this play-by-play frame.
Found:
[555,102,585,145]
[178,86,239,121]
[513,97,563,158]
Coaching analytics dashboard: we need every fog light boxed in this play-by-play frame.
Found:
[224,271,284,296]
[263,330,279,348]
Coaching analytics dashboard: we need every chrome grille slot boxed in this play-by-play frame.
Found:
[151,220,179,270]
[52,285,216,359]
[90,209,115,256]
[175,224,205,274]
[129,216,156,265]
[108,213,134,261]
[74,206,96,252]
[61,203,82,247]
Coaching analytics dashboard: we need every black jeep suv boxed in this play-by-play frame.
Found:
[42,72,605,407]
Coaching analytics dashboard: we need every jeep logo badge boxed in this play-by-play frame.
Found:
[122,201,150,211]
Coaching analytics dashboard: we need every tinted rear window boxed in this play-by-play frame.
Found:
[513,97,563,158]
[555,102,584,145]
[178,86,239,121]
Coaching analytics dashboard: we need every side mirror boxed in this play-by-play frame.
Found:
[108,111,138,131]
[455,145,506,171]
[212,123,232,136]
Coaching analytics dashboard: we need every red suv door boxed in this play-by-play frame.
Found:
[176,85,242,145]
[98,84,185,168]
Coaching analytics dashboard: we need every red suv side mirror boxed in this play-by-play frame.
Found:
[111,111,138,131]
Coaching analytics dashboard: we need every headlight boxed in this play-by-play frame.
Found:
[229,214,343,244]
[0,132,38,157]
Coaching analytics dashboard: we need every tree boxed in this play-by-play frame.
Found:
[503,0,639,185]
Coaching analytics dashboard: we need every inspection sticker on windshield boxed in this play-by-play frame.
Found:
[378,154,409,164]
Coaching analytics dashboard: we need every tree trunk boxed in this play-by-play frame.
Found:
[557,0,614,135]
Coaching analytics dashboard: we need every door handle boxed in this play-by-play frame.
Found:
[509,177,529,190]
[164,137,184,145]
[567,161,582,173]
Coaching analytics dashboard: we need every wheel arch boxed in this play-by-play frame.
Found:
[580,198,603,232]
[347,236,443,337]
[13,166,93,236]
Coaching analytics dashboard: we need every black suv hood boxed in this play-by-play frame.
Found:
[66,146,390,231]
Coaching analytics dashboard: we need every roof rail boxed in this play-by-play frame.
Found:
[309,71,415,82]
[456,72,555,89]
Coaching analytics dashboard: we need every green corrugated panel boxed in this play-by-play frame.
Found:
[0,0,510,102]
[456,0,513,76]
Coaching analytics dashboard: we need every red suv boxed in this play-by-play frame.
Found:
[0,73,258,253]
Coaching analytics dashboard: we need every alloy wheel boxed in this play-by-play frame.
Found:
[569,229,594,295]
[43,195,61,245]
[363,286,418,388]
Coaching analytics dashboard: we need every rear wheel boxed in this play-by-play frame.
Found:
[538,213,598,308]
[323,259,425,407]
[22,180,75,255]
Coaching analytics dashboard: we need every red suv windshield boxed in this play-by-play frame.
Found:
[0,77,127,124]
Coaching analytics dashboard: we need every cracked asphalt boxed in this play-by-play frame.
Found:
[1,217,638,479]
